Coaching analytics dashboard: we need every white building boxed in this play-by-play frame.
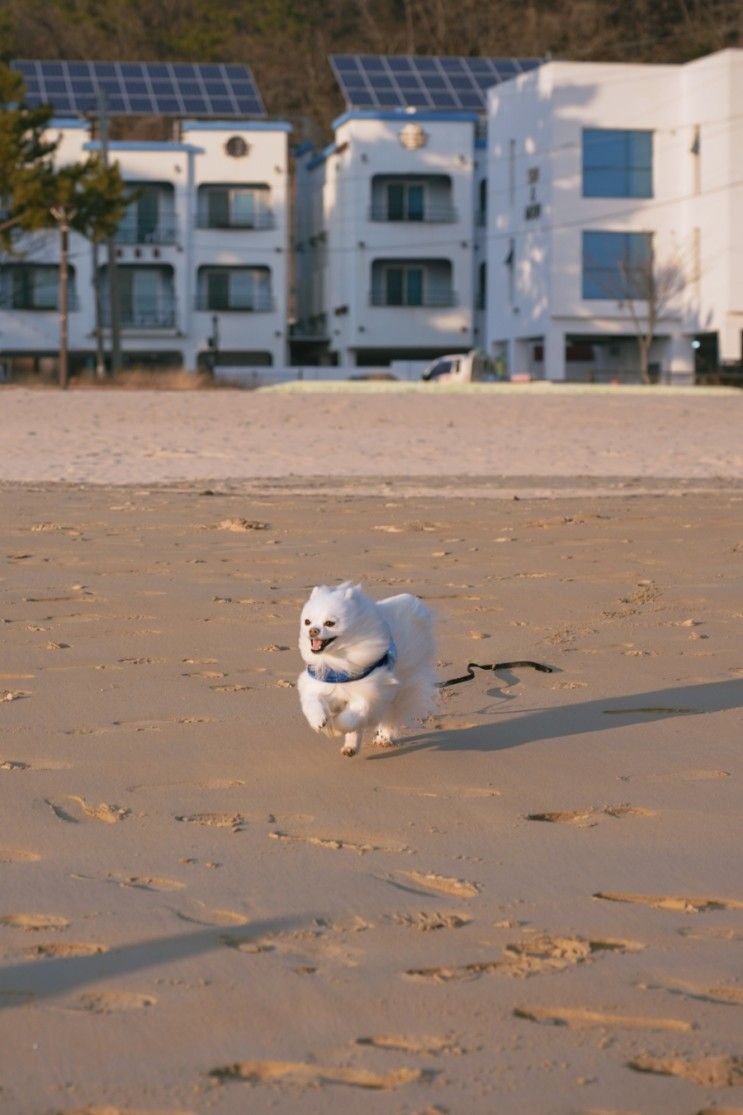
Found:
[0,116,291,376]
[486,48,743,383]
[294,110,480,367]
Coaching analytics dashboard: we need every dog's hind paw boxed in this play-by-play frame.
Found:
[372,729,395,749]
[341,744,358,758]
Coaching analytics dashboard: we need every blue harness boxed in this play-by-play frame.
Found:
[306,641,397,684]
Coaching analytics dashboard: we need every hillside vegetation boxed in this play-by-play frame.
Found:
[0,0,740,137]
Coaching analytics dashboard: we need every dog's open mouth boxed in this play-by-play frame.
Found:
[310,636,337,654]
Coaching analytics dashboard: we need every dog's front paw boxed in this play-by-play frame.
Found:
[305,708,327,733]
[341,743,358,757]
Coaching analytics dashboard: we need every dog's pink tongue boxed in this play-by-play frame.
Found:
[311,638,323,652]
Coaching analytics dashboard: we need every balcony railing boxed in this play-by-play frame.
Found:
[114,219,178,245]
[197,210,276,231]
[369,289,458,308]
[195,290,275,312]
[368,202,457,223]
[102,300,176,329]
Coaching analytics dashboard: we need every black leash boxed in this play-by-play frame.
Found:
[438,660,554,688]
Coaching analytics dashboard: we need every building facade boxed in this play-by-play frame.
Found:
[294,111,480,367]
[0,117,290,377]
[486,49,743,383]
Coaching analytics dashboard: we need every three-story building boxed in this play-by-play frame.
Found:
[0,112,290,377]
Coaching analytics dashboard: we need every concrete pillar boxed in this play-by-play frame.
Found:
[665,332,695,386]
[543,325,566,382]
[720,321,743,365]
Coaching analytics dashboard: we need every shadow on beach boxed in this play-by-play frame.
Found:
[368,678,743,760]
[0,916,307,1010]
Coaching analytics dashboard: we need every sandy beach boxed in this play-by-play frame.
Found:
[0,386,742,1115]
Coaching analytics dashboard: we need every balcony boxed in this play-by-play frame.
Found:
[369,289,457,308]
[114,217,178,245]
[196,289,275,313]
[196,208,276,231]
[368,201,457,223]
[102,300,176,330]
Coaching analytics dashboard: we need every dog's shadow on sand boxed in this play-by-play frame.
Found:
[366,678,743,760]
[0,916,307,1010]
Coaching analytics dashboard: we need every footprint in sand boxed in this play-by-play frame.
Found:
[678,925,743,942]
[269,830,407,854]
[387,911,472,931]
[0,913,70,931]
[72,872,185,893]
[640,979,743,1007]
[526,805,655,826]
[175,812,247,831]
[513,1006,693,1032]
[622,768,730,783]
[628,1053,743,1088]
[357,1034,465,1055]
[54,1107,196,1115]
[174,904,249,927]
[393,871,480,899]
[74,991,157,1013]
[67,796,131,823]
[0,847,41,863]
[593,891,743,913]
[2,758,71,771]
[208,1060,431,1089]
[405,934,643,983]
[25,942,108,958]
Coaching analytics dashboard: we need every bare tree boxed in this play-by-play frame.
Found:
[618,242,689,384]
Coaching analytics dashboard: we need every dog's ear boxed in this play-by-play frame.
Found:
[310,585,321,599]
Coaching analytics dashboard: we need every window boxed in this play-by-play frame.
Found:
[477,261,487,309]
[386,182,424,221]
[101,266,175,328]
[371,258,454,307]
[117,184,175,243]
[370,175,454,222]
[582,129,653,198]
[0,265,76,310]
[198,185,271,229]
[384,265,424,306]
[582,230,652,300]
[198,267,272,311]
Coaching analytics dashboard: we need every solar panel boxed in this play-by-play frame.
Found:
[11,60,267,118]
[330,55,542,112]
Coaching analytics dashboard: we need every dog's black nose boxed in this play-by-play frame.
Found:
[308,627,320,638]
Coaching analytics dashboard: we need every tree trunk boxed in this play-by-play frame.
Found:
[92,238,106,377]
[58,220,69,390]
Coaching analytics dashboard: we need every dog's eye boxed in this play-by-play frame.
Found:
[324,620,335,628]
[303,618,311,626]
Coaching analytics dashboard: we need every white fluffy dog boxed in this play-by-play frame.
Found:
[297,582,437,757]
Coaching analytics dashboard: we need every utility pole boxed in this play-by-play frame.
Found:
[98,91,121,376]
[51,204,73,389]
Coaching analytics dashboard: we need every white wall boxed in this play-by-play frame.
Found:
[486,49,743,380]
[298,112,477,364]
